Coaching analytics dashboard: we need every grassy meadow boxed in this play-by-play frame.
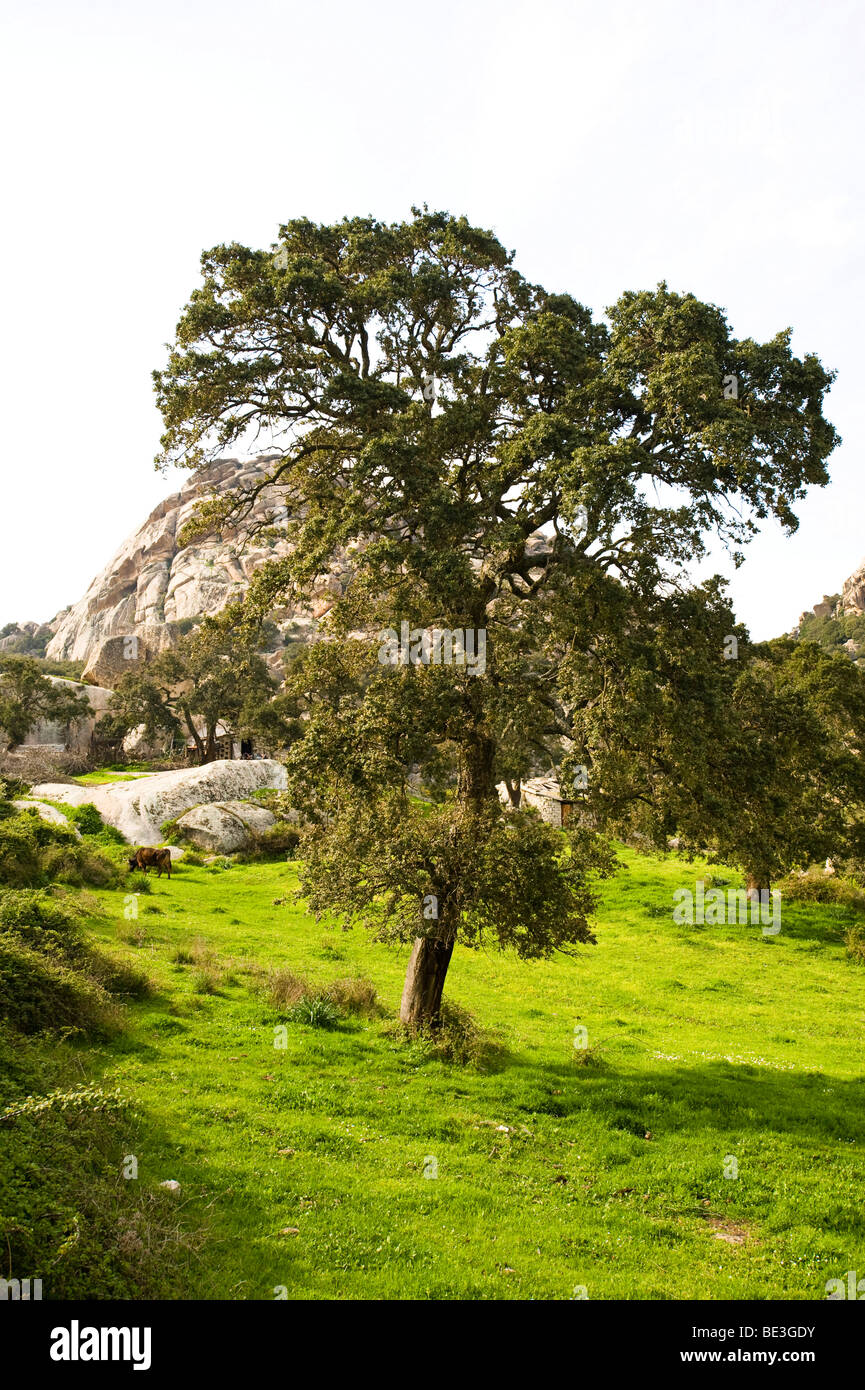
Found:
[41,843,861,1302]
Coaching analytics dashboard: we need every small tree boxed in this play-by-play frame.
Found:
[107,619,278,763]
[0,656,90,751]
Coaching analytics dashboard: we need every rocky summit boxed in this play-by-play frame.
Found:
[44,456,349,685]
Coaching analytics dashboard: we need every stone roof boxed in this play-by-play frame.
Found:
[522,776,569,802]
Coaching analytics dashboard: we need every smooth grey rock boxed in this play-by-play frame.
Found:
[175,800,277,852]
[32,758,286,845]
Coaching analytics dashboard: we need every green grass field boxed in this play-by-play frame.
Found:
[69,845,865,1301]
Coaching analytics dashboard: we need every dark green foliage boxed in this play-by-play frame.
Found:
[285,995,341,1028]
[0,1026,194,1298]
[0,624,50,657]
[105,618,279,763]
[776,867,865,910]
[0,887,86,959]
[0,888,150,1033]
[797,604,865,661]
[0,655,90,749]
[407,1000,499,1068]
[67,802,105,836]
[0,935,120,1035]
[235,821,300,862]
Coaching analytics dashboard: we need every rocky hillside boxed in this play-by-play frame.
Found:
[45,457,349,685]
[794,558,865,664]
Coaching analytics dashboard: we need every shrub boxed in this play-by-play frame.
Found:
[0,774,29,800]
[0,810,121,889]
[843,925,865,964]
[126,872,152,894]
[404,1002,503,1069]
[0,888,85,961]
[87,953,152,999]
[286,995,341,1028]
[266,967,309,1009]
[571,1043,607,1069]
[0,747,94,785]
[192,967,221,996]
[0,1028,199,1298]
[0,935,121,1036]
[0,814,49,886]
[67,802,104,836]
[235,822,301,863]
[325,976,380,1017]
[777,866,865,910]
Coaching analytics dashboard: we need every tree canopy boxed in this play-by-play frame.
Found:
[0,656,91,751]
[105,617,279,763]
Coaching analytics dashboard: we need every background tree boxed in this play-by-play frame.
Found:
[0,656,90,751]
[558,604,865,890]
[107,617,278,763]
[153,209,838,1027]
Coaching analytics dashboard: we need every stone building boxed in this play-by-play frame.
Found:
[497,775,576,828]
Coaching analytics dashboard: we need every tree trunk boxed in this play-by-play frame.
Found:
[399,931,456,1030]
[181,704,205,764]
[458,733,496,809]
[204,724,217,763]
[398,723,497,1030]
[503,776,521,808]
[746,873,771,898]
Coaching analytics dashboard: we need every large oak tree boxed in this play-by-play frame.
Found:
[153,209,838,1027]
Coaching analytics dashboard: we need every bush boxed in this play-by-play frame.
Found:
[66,804,126,847]
[126,872,152,894]
[0,888,85,961]
[0,935,121,1036]
[403,1002,503,1069]
[67,802,104,836]
[0,1026,199,1298]
[264,970,377,1028]
[266,967,309,1009]
[235,822,301,863]
[192,967,222,996]
[777,866,865,910]
[0,774,28,800]
[0,747,94,785]
[325,976,380,1017]
[843,925,865,964]
[286,995,341,1028]
[0,810,121,889]
[0,886,151,1031]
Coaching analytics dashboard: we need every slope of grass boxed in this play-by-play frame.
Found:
[65,846,865,1301]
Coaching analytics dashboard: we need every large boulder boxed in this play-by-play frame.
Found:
[30,758,287,845]
[11,800,81,835]
[175,800,277,852]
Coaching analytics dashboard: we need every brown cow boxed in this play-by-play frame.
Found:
[127,847,172,879]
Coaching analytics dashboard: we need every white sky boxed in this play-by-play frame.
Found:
[1,0,862,639]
